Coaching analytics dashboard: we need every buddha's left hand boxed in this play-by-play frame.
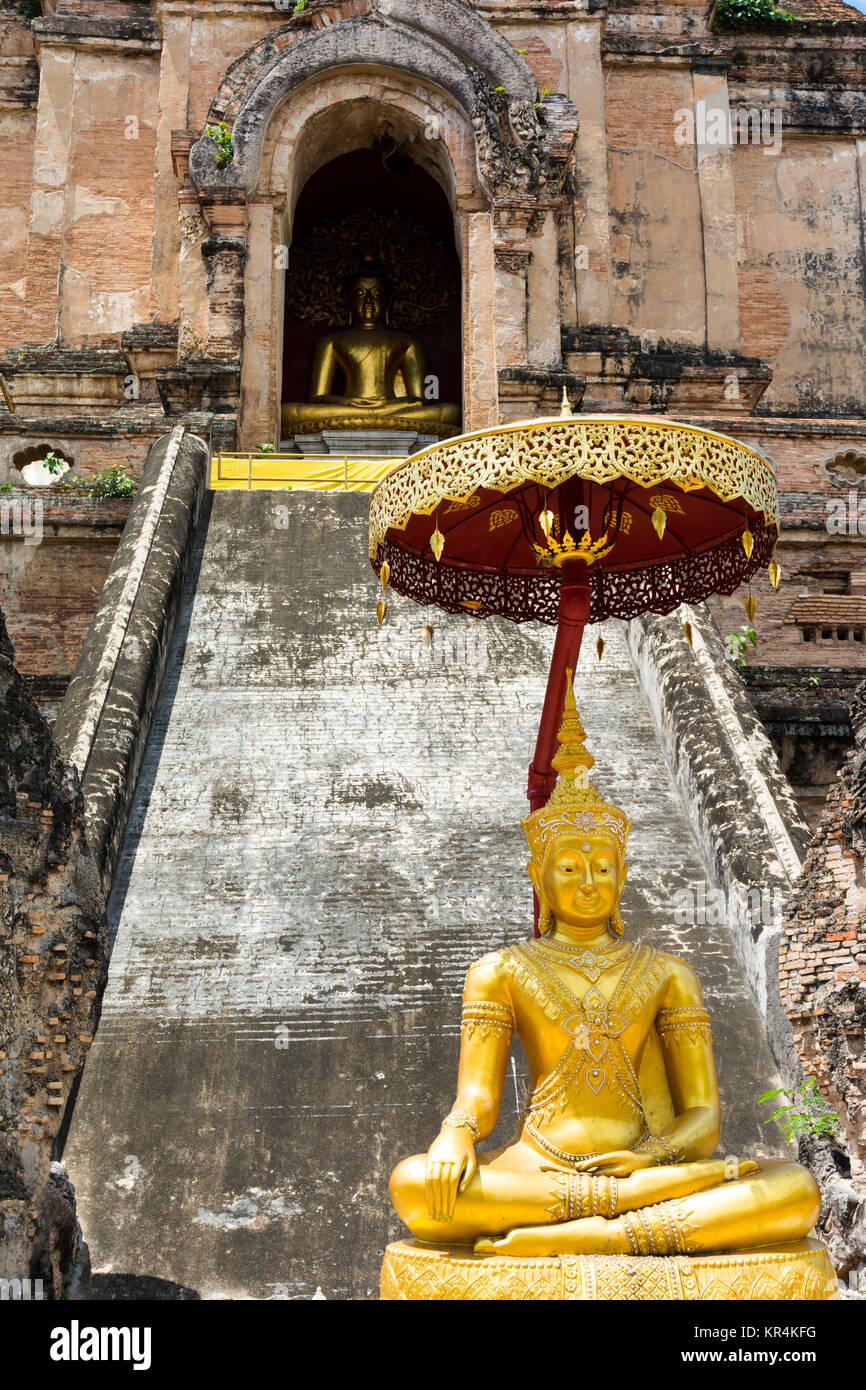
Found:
[573,1150,657,1176]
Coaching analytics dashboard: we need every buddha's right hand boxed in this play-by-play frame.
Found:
[425,1128,477,1222]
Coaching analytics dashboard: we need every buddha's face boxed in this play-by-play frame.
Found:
[529,831,625,932]
[351,276,389,328]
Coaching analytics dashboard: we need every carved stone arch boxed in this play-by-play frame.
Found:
[185,1,577,443]
[237,71,498,449]
[259,77,482,214]
[189,8,544,199]
[206,0,535,130]
[379,0,535,103]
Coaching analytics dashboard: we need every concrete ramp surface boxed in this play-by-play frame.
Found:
[65,489,785,1299]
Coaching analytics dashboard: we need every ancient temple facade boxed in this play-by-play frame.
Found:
[2,0,865,1302]
[1,0,865,811]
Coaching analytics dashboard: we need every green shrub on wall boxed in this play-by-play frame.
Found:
[715,0,795,23]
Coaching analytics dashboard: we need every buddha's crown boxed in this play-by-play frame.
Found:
[522,668,631,866]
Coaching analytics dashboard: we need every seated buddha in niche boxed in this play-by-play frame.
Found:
[389,674,821,1258]
[281,265,460,439]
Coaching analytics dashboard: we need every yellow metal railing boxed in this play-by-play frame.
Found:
[210,452,401,493]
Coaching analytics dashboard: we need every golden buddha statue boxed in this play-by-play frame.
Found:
[388,673,822,1272]
[281,265,460,440]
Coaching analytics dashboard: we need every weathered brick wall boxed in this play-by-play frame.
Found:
[0,433,157,486]
[778,679,865,1280]
[605,65,706,347]
[0,488,132,685]
[735,138,866,416]
[0,5,37,352]
[779,681,866,1169]
[57,49,159,344]
[707,529,866,671]
[0,605,108,1294]
[0,106,37,351]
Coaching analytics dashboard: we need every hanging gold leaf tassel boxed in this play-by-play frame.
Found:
[422,624,434,648]
[744,593,757,623]
[430,528,445,562]
[596,636,605,662]
[376,598,387,626]
[682,621,693,648]
[380,561,390,592]
[651,504,666,540]
[539,508,555,540]
[768,559,781,591]
[742,528,754,559]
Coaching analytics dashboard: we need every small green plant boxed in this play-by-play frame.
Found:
[62,467,137,500]
[760,1078,843,1146]
[259,442,276,454]
[88,467,137,499]
[204,121,234,168]
[807,674,821,688]
[714,0,795,25]
[293,0,309,12]
[41,450,69,476]
[725,624,758,665]
[0,480,13,492]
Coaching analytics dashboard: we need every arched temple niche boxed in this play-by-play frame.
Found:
[279,148,463,443]
[238,76,490,451]
[186,3,578,449]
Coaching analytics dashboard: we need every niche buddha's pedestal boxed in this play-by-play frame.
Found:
[281,428,441,458]
[381,1238,838,1301]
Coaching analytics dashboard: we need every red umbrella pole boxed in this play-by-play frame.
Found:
[527,578,591,933]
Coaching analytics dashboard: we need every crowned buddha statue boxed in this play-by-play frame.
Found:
[281,264,460,441]
[386,673,829,1296]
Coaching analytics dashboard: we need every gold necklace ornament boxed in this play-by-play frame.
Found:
[535,931,632,984]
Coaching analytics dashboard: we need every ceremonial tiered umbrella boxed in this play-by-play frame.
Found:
[368,411,780,927]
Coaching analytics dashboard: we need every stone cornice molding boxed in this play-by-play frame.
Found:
[477,1,607,19]
[32,13,161,55]
[0,56,39,109]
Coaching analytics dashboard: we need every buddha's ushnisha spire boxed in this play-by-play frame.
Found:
[522,668,631,866]
[547,667,601,809]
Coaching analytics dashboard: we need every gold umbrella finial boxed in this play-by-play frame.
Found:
[560,387,573,419]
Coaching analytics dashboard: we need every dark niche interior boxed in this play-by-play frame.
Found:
[281,148,463,421]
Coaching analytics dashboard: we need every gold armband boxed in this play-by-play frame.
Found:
[634,1134,682,1166]
[441,1108,480,1142]
[622,1200,695,1256]
[461,1000,514,1042]
[551,1171,619,1222]
[656,1006,712,1046]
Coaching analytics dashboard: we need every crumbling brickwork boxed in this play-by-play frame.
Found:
[0,606,108,1295]
[0,488,132,691]
[779,679,866,1280]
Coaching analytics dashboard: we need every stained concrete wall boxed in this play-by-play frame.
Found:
[63,487,788,1300]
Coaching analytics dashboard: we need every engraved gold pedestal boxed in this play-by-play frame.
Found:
[380,1239,839,1301]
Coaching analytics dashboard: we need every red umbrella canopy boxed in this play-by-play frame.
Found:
[369,416,779,623]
